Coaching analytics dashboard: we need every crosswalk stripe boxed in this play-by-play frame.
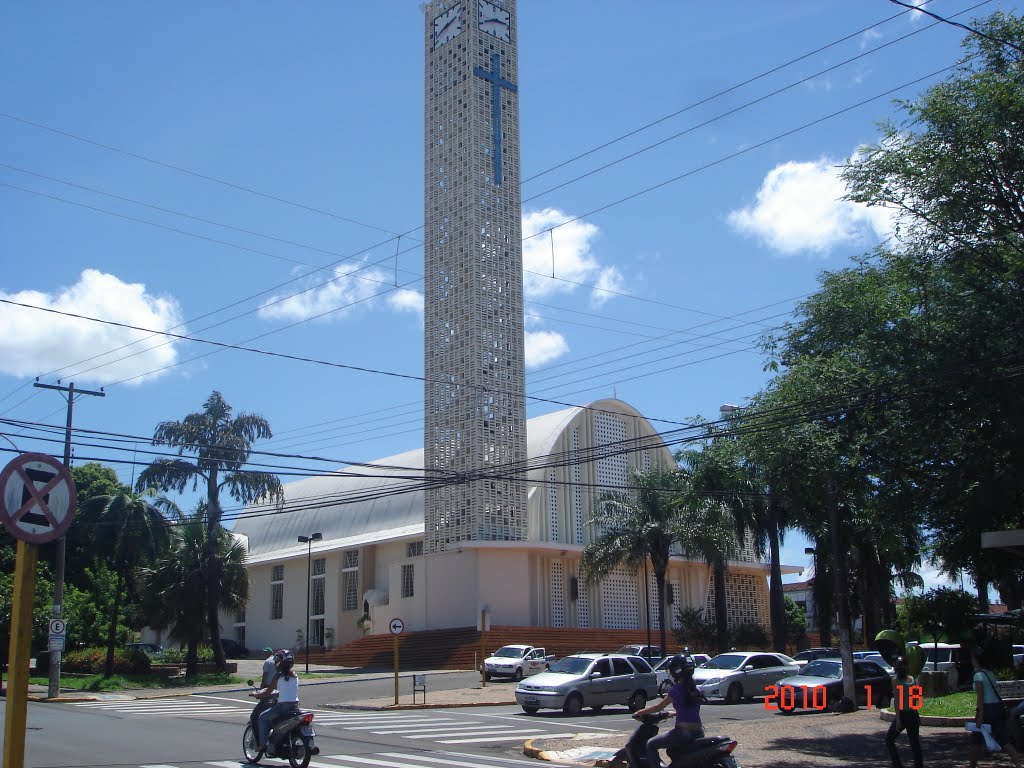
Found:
[438,732,575,744]
[403,728,544,739]
[349,723,508,733]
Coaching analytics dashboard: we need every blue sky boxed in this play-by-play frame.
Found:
[3,1,1015,594]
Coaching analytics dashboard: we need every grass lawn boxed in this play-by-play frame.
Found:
[27,672,245,691]
[916,692,976,718]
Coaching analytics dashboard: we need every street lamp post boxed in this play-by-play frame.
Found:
[297,533,322,673]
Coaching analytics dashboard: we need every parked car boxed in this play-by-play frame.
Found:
[1013,644,1024,667]
[852,651,895,676]
[791,648,840,667]
[514,652,658,716]
[653,653,712,695]
[691,651,800,704]
[617,644,662,661]
[775,658,893,711]
[219,638,250,658]
[125,642,163,656]
[482,645,555,681]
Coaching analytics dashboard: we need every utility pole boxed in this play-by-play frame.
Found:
[33,380,105,699]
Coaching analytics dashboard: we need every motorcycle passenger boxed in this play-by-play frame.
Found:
[249,647,279,736]
[634,654,704,768]
[254,649,300,752]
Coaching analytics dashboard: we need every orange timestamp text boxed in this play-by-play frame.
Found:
[764,684,923,712]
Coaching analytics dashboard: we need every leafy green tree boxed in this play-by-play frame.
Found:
[784,595,807,649]
[136,391,281,672]
[674,607,718,652]
[902,587,977,669]
[80,490,172,676]
[137,504,249,677]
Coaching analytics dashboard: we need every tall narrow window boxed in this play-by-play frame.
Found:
[406,541,423,558]
[310,557,326,646]
[271,565,284,620]
[342,550,359,612]
[401,563,415,599]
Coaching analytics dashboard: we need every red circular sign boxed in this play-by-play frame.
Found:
[0,453,77,544]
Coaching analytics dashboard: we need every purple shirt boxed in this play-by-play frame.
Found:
[667,681,702,726]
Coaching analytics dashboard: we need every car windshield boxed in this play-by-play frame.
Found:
[704,654,747,670]
[801,660,843,679]
[493,647,524,658]
[547,656,593,675]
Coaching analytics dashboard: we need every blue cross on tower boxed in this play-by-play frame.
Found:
[474,52,517,186]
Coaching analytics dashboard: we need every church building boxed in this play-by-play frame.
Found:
[225,0,773,655]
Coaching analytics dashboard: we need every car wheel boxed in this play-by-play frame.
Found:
[513,667,524,682]
[562,693,584,716]
[627,691,647,712]
[725,683,743,704]
[522,705,539,714]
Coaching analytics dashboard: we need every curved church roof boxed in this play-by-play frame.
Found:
[234,399,656,562]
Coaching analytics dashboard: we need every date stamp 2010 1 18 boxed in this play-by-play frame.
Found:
[763,684,923,711]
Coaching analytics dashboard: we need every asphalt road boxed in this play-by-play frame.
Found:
[1,672,775,767]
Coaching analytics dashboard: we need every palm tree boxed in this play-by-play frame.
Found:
[79,490,172,677]
[138,504,249,677]
[675,447,740,654]
[136,391,282,672]
[581,467,686,656]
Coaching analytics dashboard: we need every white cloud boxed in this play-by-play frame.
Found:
[258,262,391,321]
[387,288,424,319]
[728,156,895,255]
[522,208,607,300]
[524,329,568,368]
[591,266,625,307]
[860,28,883,50]
[0,269,184,385]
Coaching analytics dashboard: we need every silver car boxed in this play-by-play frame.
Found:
[691,651,800,703]
[514,653,658,715]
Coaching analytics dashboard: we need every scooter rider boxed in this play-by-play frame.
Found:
[634,654,705,768]
[249,647,278,735]
[253,649,300,752]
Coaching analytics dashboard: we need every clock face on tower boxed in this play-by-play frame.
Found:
[433,3,464,49]
[478,0,510,42]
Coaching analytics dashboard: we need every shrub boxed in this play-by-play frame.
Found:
[153,646,215,664]
[729,622,769,649]
[62,646,150,674]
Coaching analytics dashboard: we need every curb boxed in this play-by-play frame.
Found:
[878,709,971,727]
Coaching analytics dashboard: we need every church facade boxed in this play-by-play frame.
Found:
[227,399,772,653]
[208,2,776,654]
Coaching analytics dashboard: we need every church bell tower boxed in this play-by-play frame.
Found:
[422,0,527,554]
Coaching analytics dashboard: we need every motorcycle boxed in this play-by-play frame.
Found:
[242,681,319,768]
[610,711,742,768]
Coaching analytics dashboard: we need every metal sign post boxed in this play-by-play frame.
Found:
[390,618,404,705]
[3,540,38,768]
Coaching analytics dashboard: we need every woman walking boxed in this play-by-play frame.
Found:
[886,656,923,768]
[967,647,1021,768]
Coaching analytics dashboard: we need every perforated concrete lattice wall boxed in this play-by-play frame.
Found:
[550,559,565,628]
[423,0,526,554]
[576,564,590,628]
[548,469,559,542]
[706,570,770,629]
[602,566,640,630]
[594,413,628,491]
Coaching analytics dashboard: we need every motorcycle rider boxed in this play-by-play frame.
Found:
[248,647,278,736]
[252,649,301,752]
[633,654,705,768]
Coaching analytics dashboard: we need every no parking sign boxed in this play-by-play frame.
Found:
[0,453,77,544]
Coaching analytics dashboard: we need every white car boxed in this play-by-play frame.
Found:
[482,645,554,681]
[691,651,800,704]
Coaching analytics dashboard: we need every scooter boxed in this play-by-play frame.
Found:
[241,681,319,768]
[610,711,742,768]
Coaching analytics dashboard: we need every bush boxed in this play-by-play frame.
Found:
[62,647,150,675]
[728,622,769,649]
[153,646,214,664]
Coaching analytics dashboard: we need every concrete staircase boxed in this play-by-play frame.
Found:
[312,626,689,670]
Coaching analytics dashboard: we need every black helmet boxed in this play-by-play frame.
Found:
[275,649,295,672]
[667,654,696,681]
